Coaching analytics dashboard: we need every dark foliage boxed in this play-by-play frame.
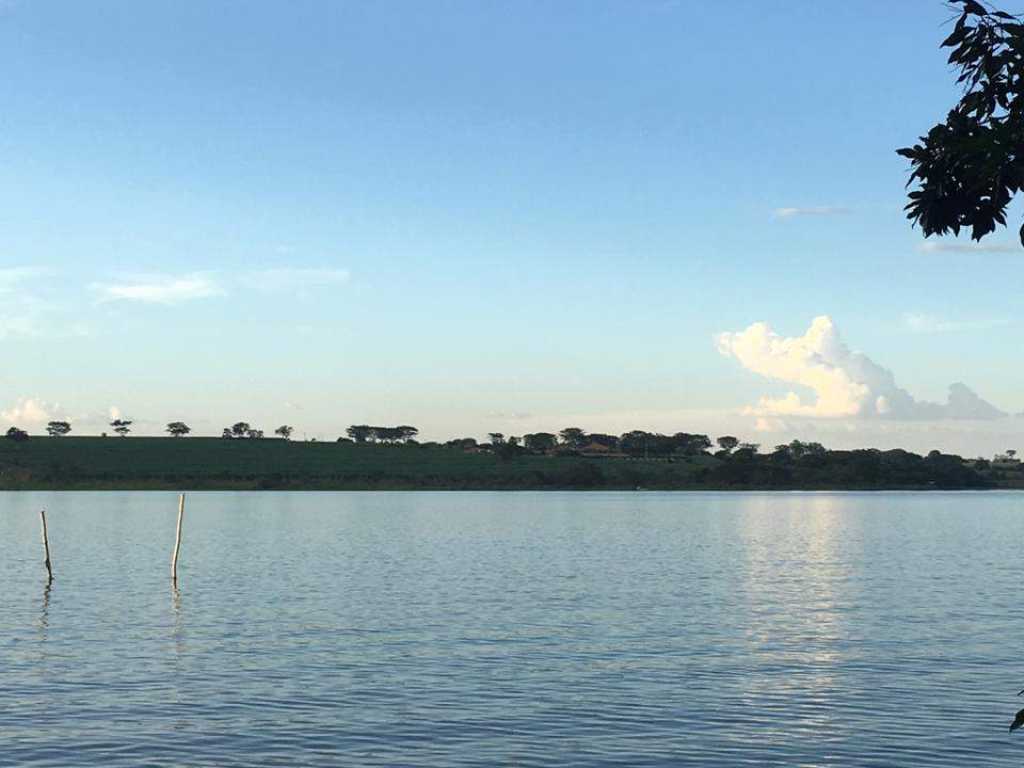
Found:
[0,435,1005,492]
[166,421,191,437]
[559,427,587,449]
[346,425,419,443]
[586,433,621,449]
[898,0,1024,245]
[46,421,71,437]
[708,446,990,490]
[618,431,712,457]
[523,432,558,452]
[220,422,263,439]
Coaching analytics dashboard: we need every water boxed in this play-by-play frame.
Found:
[1,491,1023,766]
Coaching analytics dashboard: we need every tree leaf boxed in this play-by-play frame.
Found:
[1010,708,1024,733]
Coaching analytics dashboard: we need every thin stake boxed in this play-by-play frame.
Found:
[40,510,52,583]
[171,493,184,584]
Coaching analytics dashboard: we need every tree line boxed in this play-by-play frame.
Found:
[5,421,1016,472]
[426,428,757,458]
[19,419,137,439]
[2,420,298,441]
[344,425,419,443]
[0,418,823,459]
[11,420,757,459]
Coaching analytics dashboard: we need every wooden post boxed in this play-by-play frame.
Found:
[171,493,184,584]
[40,510,52,583]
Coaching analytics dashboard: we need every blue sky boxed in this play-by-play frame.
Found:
[1,0,1021,453]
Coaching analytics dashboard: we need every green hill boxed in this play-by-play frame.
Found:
[0,436,713,490]
[0,436,1008,491]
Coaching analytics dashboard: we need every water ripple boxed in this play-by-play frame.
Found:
[1,491,1022,766]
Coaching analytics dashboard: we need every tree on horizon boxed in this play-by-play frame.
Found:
[46,421,71,437]
[559,427,587,449]
[524,432,557,453]
[223,422,251,439]
[346,425,372,443]
[396,425,419,443]
[166,422,191,437]
[673,433,712,456]
[716,436,739,454]
[110,419,132,437]
[275,425,294,440]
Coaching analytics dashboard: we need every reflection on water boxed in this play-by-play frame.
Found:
[168,583,189,734]
[0,490,1021,767]
[170,583,184,651]
[37,580,50,641]
[734,497,850,748]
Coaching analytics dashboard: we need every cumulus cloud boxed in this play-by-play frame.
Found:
[716,316,1006,421]
[91,273,224,304]
[1,397,63,428]
[773,206,851,219]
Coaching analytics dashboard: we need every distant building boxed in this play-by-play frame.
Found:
[578,442,626,458]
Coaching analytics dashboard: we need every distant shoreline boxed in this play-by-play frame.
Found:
[0,436,1019,492]
[2,485,1019,492]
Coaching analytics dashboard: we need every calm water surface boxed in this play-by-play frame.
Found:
[2,491,1023,766]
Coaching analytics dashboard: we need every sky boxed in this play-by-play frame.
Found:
[0,0,1022,455]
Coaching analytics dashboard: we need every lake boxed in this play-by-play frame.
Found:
[1,491,1022,766]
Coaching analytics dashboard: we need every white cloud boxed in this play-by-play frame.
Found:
[716,315,1006,421]
[90,273,224,304]
[1,397,63,428]
[245,268,350,294]
[903,313,1010,334]
[88,267,349,304]
[773,206,851,219]
[918,240,1018,254]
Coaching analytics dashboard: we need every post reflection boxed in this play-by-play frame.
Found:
[171,583,184,653]
[169,583,190,732]
[37,579,51,642]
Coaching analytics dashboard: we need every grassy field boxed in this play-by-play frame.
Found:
[0,437,716,490]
